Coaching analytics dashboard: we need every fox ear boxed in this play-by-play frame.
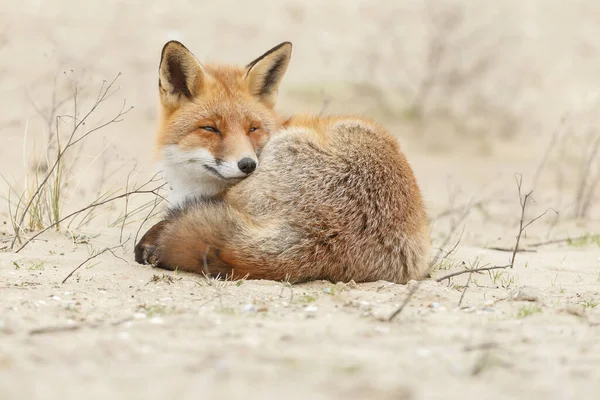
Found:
[245,42,292,108]
[159,41,204,106]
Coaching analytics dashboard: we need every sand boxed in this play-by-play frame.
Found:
[1,1,599,399]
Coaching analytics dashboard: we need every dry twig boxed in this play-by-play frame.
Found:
[10,74,131,248]
[62,242,128,284]
[457,271,473,307]
[14,174,165,253]
[388,174,553,321]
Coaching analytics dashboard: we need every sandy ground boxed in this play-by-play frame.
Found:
[1,1,600,399]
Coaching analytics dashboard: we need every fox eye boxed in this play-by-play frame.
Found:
[249,127,259,133]
[200,126,220,135]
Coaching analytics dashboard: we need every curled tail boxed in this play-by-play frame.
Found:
[138,197,304,281]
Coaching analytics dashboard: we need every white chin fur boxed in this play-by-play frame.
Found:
[161,145,246,206]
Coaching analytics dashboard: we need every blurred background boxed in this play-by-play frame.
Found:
[1,0,600,237]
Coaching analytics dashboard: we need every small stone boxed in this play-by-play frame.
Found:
[563,305,585,317]
[429,302,440,309]
[242,304,257,313]
[149,317,164,325]
[304,305,318,313]
[511,287,540,302]
[346,280,358,289]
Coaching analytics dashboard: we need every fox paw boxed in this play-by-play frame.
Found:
[134,220,169,266]
[134,241,161,266]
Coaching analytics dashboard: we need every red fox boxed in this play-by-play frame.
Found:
[155,40,292,205]
[135,41,431,284]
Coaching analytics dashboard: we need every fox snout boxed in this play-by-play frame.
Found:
[237,157,257,174]
[208,153,258,180]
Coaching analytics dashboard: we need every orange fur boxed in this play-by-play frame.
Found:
[154,41,292,204]
[138,123,430,284]
[135,41,431,284]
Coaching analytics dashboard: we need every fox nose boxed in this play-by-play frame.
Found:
[237,157,257,174]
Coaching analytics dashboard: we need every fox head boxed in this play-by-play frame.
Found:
[156,40,292,202]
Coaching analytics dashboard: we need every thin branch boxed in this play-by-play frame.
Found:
[62,242,127,284]
[436,264,511,282]
[433,200,487,221]
[10,74,124,249]
[388,187,480,322]
[15,176,166,253]
[485,246,536,253]
[457,271,473,307]
[134,195,164,245]
[120,164,137,243]
[389,174,553,322]
[440,226,464,261]
[387,283,421,322]
[511,174,557,268]
[528,234,598,248]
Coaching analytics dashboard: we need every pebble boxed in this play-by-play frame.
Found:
[563,305,585,317]
[511,287,540,302]
[242,304,257,313]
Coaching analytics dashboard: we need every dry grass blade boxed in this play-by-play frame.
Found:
[387,282,421,322]
[120,164,137,243]
[134,195,164,245]
[15,174,166,253]
[528,234,597,248]
[9,74,131,249]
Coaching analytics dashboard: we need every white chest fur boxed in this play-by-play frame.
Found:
[160,146,230,207]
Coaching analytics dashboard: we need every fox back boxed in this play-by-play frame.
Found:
[145,115,431,283]
[156,41,292,205]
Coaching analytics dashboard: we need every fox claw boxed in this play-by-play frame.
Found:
[134,220,168,265]
[144,245,162,266]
